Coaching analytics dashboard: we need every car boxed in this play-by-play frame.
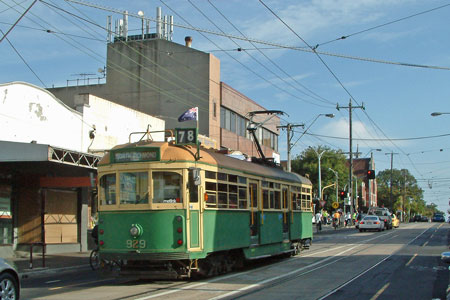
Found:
[391,214,400,228]
[420,216,429,222]
[359,216,384,232]
[355,213,366,229]
[371,210,393,229]
[432,214,445,222]
[412,215,422,222]
[0,258,20,300]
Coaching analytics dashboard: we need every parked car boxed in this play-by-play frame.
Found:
[411,215,422,222]
[432,214,445,222]
[355,213,366,229]
[420,215,429,222]
[0,258,20,300]
[391,214,400,228]
[359,216,384,232]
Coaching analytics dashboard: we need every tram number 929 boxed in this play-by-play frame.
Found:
[126,239,146,249]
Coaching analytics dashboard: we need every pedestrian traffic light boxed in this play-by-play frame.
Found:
[367,169,375,179]
[339,191,346,200]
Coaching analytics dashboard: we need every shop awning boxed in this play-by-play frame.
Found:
[0,141,101,169]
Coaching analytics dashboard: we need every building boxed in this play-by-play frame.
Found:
[0,82,164,257]
[48,10,279,161]
[353,157,378,211]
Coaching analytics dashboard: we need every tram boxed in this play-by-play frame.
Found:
[95,130,313,278]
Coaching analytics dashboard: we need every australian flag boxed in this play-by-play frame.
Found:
[178,107,198,122]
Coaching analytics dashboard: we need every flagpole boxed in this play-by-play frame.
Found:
[196,107,200,161]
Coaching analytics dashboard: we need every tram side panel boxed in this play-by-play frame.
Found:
[202,209,250,252]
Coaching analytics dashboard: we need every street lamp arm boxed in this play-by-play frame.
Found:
[290,113,334,149]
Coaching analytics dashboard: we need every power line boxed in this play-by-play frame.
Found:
[0,28,46,86]
[315,3,450,49]
[303,131,450,141]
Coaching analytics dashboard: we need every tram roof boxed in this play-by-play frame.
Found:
[99,141,311,185]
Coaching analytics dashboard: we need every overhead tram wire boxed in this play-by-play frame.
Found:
[0,28,46,86]
[61,0,450,71]
[36,0,216,110]
[8,0,212,119]
[160,0,334,109]
[314,3,450,49]
[206,0,333,105]
[258,0,430,180]
[188,0,333,108]
[302,131,450,141]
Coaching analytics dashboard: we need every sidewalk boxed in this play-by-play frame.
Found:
[5,251,91,278]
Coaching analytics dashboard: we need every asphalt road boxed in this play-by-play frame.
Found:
[20,222,449,300]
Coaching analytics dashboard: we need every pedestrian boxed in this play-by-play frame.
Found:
[316,211,322,232]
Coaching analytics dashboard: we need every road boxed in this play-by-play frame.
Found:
[20,222,449,300]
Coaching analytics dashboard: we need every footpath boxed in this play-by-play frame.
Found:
[6,251,91,279]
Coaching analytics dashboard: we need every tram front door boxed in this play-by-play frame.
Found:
[249,181,259,245]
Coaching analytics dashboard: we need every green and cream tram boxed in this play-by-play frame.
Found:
[96,136,312,278]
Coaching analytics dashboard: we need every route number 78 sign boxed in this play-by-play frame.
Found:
[175,128,198,145]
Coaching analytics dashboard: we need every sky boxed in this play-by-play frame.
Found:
[1,0,450,214]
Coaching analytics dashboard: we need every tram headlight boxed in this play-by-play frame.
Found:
[129,224,143,237]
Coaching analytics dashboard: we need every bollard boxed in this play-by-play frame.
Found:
[29,243,46,269]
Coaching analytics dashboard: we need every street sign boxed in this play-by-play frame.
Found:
[332,202,339,209]
[320,200,326,207]
[175,128,198,145]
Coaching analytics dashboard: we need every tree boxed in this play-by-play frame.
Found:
[291,146,348,212]
[376,168,424,216]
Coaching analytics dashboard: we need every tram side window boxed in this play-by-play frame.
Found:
[153,172,182,203]
[205,181,217,207]
[119,172,148,204]
[100,174,116,205]
[239,187,247,208]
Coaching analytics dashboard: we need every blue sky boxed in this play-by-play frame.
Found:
[1,0,450,214]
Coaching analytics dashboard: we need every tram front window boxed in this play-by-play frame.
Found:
[153,172,182,203]
[119,172,149,204]
[100,174,116,205]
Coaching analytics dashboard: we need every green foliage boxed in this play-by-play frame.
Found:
[291,146,348,212]
[376,168,424,216]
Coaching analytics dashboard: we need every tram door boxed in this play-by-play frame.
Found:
[249,181,260,245]
[282,186,290,240]
[188,168,202,250]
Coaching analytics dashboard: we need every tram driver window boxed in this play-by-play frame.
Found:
[100,174,116,205]
[119,172,148,204]
[153,172,182,204]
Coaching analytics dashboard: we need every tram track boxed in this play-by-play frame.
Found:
[101,224,436,300]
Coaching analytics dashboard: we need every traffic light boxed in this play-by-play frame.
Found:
[339,191,346,200]
[367,169,375,179]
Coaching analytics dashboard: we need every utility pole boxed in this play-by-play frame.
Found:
[402,169,406,222]
[337,99,365,216]
[277,123,304,172]
[385,151,398,209]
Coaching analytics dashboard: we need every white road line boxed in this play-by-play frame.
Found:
[45,280,61,284]
[406,253,418,266]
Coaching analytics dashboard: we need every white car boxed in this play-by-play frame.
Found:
[359,216,384,232]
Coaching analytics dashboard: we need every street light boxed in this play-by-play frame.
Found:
[311,148,326,203]
[431,112,450,116]
[291,113,335,150]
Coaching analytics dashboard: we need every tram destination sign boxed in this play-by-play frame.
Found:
[175,128,198,145]
[111,147,160,163]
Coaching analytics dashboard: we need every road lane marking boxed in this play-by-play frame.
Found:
[48,278,111,291]
[406,253,418,266]
[370,282,390,300]
[45,280,61,284]
[423,241,429,247]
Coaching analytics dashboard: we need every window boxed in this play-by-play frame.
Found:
[119,172,149,204]
[100,174,116,205]
[152,172,182,203]
[205,172,247,209]
[230,112,236,133]
[0,185,12,245]
[220,107,226,128]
